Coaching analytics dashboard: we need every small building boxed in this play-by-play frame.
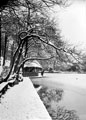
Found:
[23,60,42,77]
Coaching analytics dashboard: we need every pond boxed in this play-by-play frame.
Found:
[31,73,86,120]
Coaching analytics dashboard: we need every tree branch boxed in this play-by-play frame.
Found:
[16,56,54,74]
[21,33,82,64]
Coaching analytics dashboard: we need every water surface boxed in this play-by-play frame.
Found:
[31,73,86,120]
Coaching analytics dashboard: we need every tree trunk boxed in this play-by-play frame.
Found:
[3,34,7,66]
[24,40,28,57]
[0,39,24,83]
[13,47,23,73]
[10,41,14,67]
[21,40,28,73]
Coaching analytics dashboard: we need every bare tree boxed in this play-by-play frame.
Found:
[1,0,82,83]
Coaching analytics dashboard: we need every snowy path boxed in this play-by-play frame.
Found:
[0,77,51,120]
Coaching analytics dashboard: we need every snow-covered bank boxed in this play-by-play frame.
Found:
[0,77,51,120]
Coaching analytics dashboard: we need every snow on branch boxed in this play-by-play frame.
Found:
[19,32,82,65]
[17,56,54,73]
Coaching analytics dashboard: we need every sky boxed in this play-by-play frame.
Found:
[52,0,86,53]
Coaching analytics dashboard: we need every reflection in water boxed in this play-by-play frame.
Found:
[58,89,86,120]
[31,73,86,120]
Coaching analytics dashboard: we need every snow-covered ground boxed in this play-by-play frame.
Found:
[0,77,51,120]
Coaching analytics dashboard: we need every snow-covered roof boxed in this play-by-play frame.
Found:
[24,60,42,69]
